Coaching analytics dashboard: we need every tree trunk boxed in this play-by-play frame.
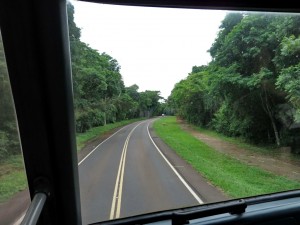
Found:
[104,97,107,126]
[270,113,280,146]
[260,90,280,146]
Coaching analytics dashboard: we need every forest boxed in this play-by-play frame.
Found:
[169,13,300,147]
[2,8,300,161]
[67,3,163,133]
[0,3,163,160]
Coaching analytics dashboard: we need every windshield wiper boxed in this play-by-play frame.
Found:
[91,199,247,225]
[92,190,300,225]
[172,199,246,225]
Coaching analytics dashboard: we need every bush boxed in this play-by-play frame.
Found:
[76,110,105,133]
[210,101,252,138]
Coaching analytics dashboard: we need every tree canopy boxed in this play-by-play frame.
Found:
[169,12,300,146]
[67,3,162,133]
[0,3,164,160]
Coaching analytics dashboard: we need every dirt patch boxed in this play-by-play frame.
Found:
[178,119,300,181]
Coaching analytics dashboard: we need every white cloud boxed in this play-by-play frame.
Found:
[71,1,226,98]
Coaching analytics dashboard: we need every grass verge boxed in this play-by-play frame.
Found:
[0,155,27,203]
[153,116,300,198]
[76,118,145,151]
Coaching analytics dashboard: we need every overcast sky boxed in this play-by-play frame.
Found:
[71,1,226,98]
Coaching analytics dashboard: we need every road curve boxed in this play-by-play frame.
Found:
[79,119,201,224]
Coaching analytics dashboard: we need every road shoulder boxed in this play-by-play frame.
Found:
[0,189,30,225]
[148,120,228,203]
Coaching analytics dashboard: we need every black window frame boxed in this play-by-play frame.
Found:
[0,0,300,225]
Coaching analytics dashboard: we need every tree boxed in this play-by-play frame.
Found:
[276,64,300,122]
[139,91,162,117]
[170,12,300,146]
[209,13,244,59]
[207,13,300,145]
[67,3,162,132]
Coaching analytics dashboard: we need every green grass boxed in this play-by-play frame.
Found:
[0,155,27,203]
[153,116,300,198]
[76,118,145,151]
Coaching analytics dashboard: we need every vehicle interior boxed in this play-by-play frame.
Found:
[0,0,300,225]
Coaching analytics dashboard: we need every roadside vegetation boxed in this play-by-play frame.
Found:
[163,12,300,199]
[153,117,300,198]
[0,155,27,203]
[0,118,146,203]
[68,3,164,134]
[168,13,300,149]
[0,3,164,203]
[2,3,300,206]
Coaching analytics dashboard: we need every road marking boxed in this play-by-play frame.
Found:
[147,121,204,204]
[12,212,26,225]
[110,122,143,219]
[78,124,129,166]
[15,122,138,224]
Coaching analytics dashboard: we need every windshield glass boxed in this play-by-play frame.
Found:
[67,2,300,224]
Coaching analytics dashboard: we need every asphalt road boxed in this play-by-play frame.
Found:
[3,118,226,225]
[79,119,203,225]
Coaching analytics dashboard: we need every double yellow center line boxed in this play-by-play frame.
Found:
[109,122,142,219]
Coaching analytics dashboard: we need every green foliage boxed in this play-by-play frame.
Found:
[66,2,162,133]
[209,13,244,59]
[281,35,300,56]
[169,67,215,126]
[210,101,252,137]
[276,64,300,122]
[0,131,9,159]
[76,110,105,133]
[276,64,300,106]
[139,90,162,117]
[169,12,300,146]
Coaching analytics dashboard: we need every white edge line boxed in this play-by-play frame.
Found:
[147,120,204,204]
[15,123,138,224]
[12,212,26,225]
[78,125,129,166]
